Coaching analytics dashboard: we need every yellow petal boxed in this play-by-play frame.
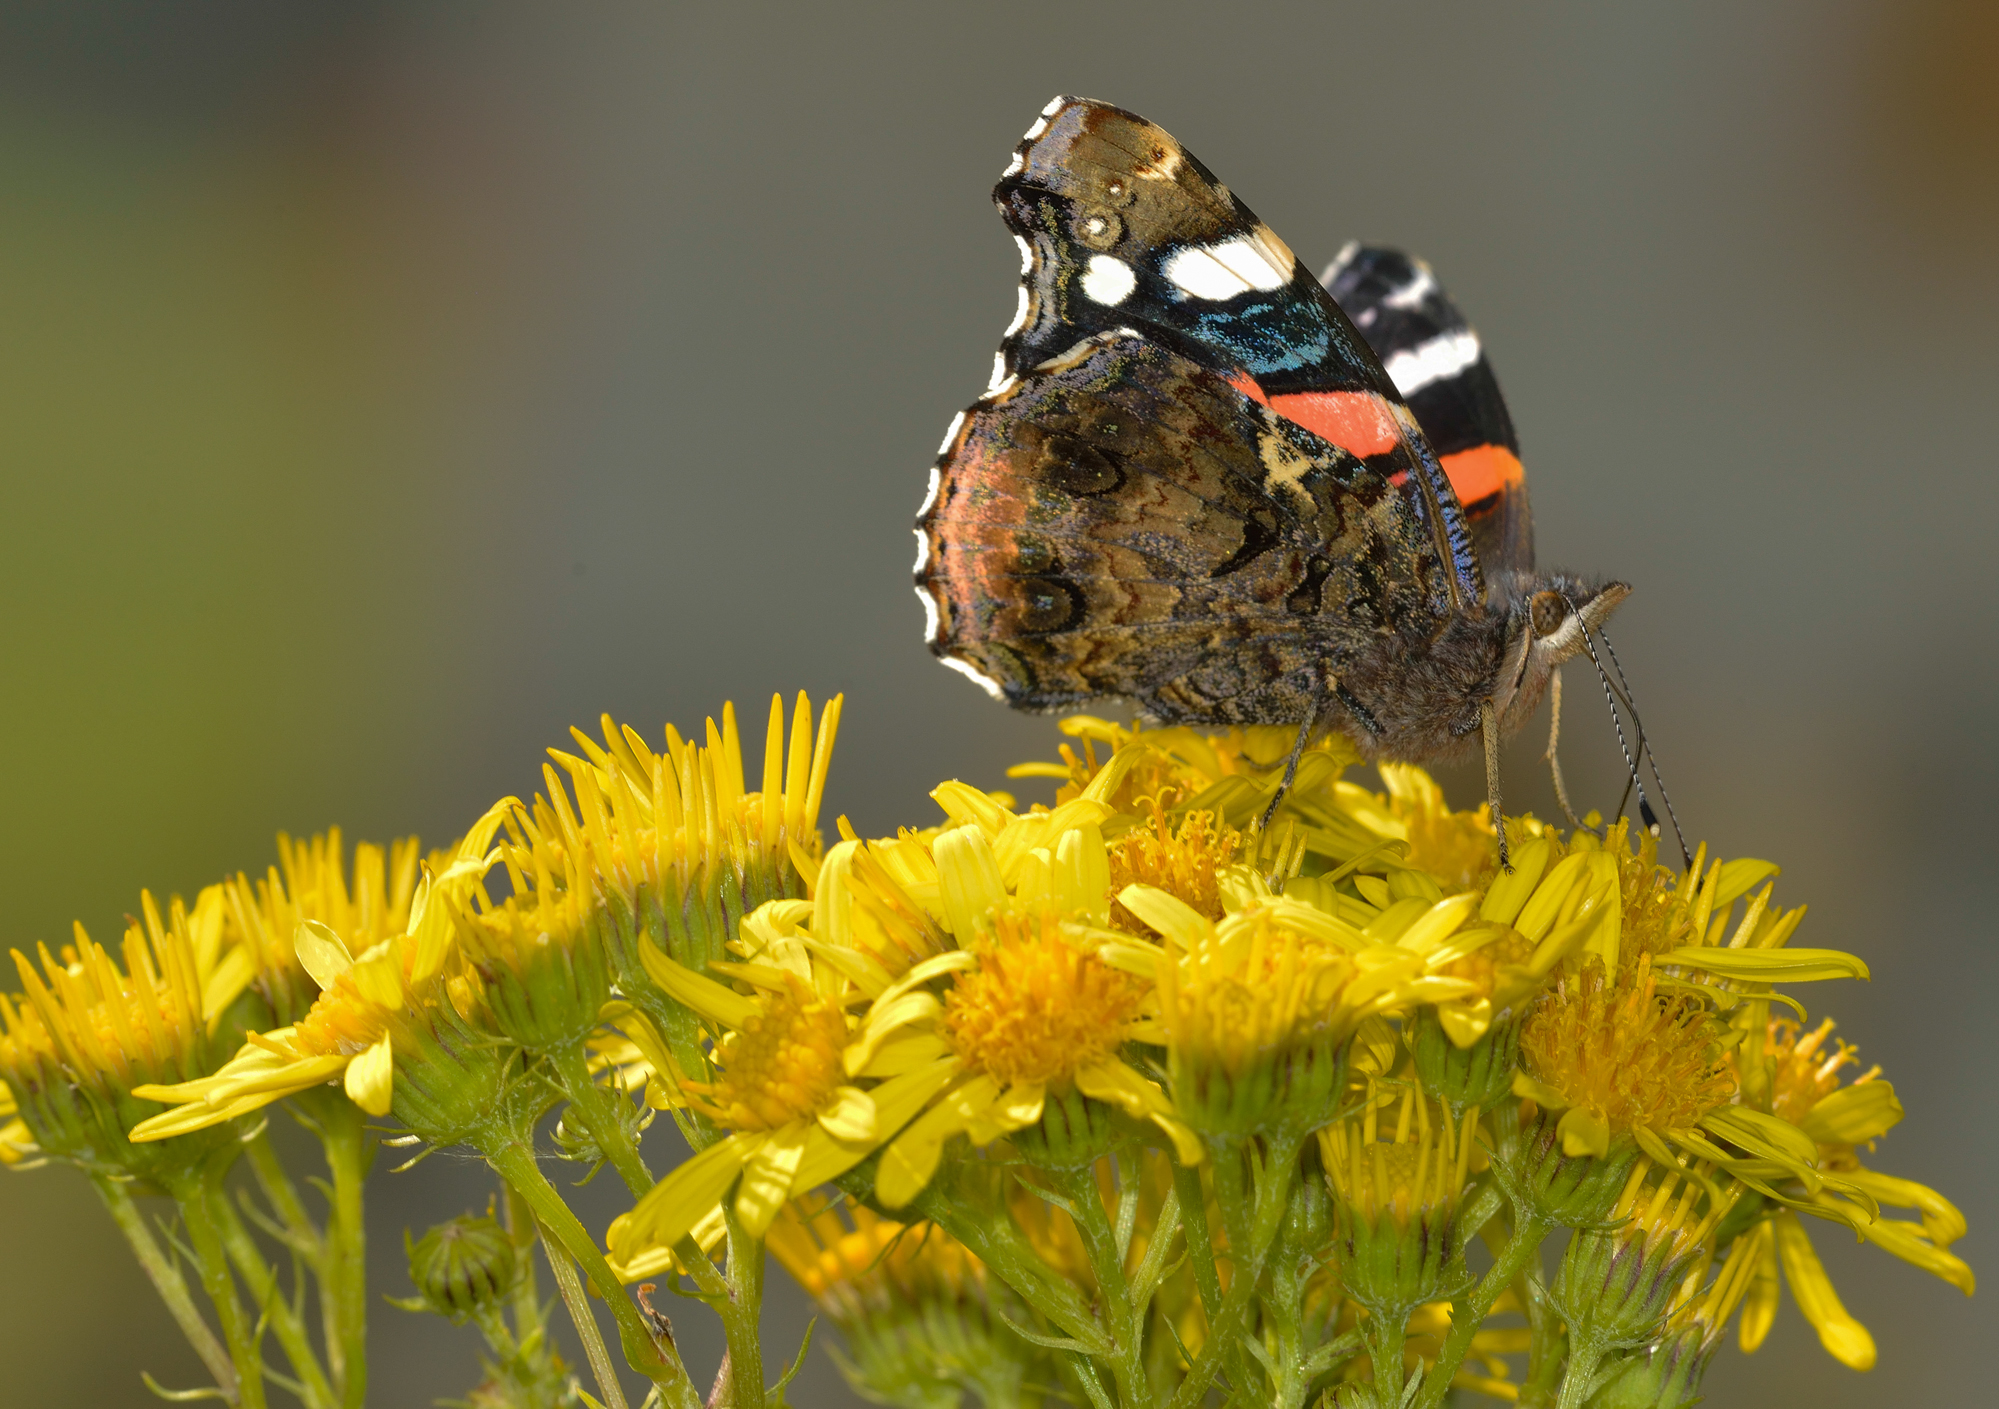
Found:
[609,1133,756,1262]
[1837,1167,1967,1247]
[1512,853,1591,942]
[293,919,355,993]
[1510,1069,1570,1112]
[1656,946,1869,982]
[1738,1222,1779,1352]
[1839,1205,1976,1295]
[638,943,759,1029]
[966,1082,1044,1144]
[1713,858,1780,909]
[876,1075,1000,1208]
[816,1087,877,1143]
[854,1031,952,1079]
[1053,823,1112,925]
[845,990,940,1076]
[349,950,405,1010]
[1700,1105,1820,1175]
[1436,997,1493,1048]
[1115,885,1210,950]
[930,782,1015,837]
[1774,1210,1876,1370]
[794,1059,960,1190]
[344,1037,394,1116]
[735,1122,808,1236]
[1478,839,1551,924]
[935,825,1007,940]
[1800,1081,1903,1146]
[1556,1107,1610,1158]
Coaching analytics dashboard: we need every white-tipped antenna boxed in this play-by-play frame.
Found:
[1561,596,1694,872]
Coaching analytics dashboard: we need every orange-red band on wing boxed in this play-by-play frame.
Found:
[1437,444,1525,510]
[1224,374,1402,458]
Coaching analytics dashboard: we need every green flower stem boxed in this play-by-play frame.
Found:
[502,1183,544,1343]
[1163,1131,1304,1409]
[1553,1334,1607,1409]
[913,1183,1109,1356]
[1046,1165,1147,1409]
[538,1219,633,1409]
[1363,1310,1407,1408]
[550,1044,654,1196]
[93,1174,240,1404]
[1171,1163,1224,1328]
[482,1135,701,1409]
[173,1174,269,1409]
[207,1185,338,1409]
[720,1208,766,1409]
[1410,1210,1550,1409]
[316,1096,373,1409]
[243,1130,323,1260]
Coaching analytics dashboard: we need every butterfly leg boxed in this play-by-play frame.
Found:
[1544,667,1589,831]
[1258,711,1318,837]
[1480,699,1512,873]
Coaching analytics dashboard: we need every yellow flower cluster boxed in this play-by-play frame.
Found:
[0,697,1972,1409]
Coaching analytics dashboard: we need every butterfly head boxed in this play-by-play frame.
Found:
[1492,572,1632,730]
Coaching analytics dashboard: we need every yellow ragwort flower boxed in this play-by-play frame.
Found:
[127,799,514,1137]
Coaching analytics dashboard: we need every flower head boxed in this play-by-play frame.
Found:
[1321,1082,1477,1315]
[1519,955,1738,1159]
[128,798,515,1138]
[2,887,250,1164]
[225,829,422,1025]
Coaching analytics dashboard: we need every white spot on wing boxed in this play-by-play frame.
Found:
[1001,152,1024,178]
[1163,234,1290,301]
[918,462,944,514]
[1208,233,1292,290]
[941,654,1005,699]
[1162,246,1250,300]
[915,582,942,644]
[1383,329,1481,396]
[985,352,1009,394]
[1040,95,1066,117]
[1013,234,1034,275]
[1080,254,1136,305]
[1022,115,1050,143]
[912,526,932,574]
[1003,284,1030,336]
[1383,265,1437,310]
[934,415,965,460]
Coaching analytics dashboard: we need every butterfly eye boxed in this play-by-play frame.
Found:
[1530,590,1570,639]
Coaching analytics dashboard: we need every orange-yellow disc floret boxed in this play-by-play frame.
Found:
[1520,955,1736,1134]
[1109,802,1240,927]
[685,975,848,1131]
[943,910,1143,1087]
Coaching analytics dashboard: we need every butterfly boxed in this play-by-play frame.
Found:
[914,96,1632,865]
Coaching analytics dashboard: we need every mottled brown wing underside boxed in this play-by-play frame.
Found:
[915,334,1449,725]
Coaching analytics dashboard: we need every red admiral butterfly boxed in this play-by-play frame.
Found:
[915,97,1640,866]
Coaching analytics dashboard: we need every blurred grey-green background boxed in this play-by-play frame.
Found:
[2,2,1991,1404]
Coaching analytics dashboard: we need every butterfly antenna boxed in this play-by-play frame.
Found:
[1593,624,1693,871]
[1561,596,1693,871]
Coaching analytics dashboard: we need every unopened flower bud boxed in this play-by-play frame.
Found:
[407,1212,517,1321]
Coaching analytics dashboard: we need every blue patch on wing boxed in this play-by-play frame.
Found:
[1186,299,1337,376]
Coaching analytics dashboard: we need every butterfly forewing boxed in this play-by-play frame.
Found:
[991,96,1485,607]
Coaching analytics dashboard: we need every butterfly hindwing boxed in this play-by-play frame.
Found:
[992,96,1486,609]
[917,335,1450,725]
[1323,244,1534,578]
